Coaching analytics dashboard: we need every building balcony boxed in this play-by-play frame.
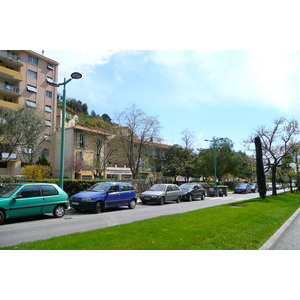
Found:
[0,50,23,66]
[0,99,20,110]
[0,66,23,81]
[0,82,22,96]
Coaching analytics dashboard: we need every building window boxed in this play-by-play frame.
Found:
[28,55,38,64]
[45,120,52,127]
[27,85,37,93]
[46,77,53,83]
[26,100,37,108]
[47,63,54,70]
[77,133,88,148]
[28,70,37,79]
[46,91,52,98]
[43,149,49,156]
[45,105,52,113]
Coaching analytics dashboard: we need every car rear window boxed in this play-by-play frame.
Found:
[42,185,58,196]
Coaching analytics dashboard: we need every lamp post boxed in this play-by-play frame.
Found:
[205,138,224,186]
[49,72,82,189]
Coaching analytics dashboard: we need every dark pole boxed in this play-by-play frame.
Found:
[255,136,266,199]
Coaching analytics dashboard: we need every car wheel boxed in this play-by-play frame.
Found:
[188,194,193,202]
[159,197,165,205]
[0,211,5,225]
[142,200,147,205]
[176,196,181,203]
[201,193,205,200]
[128,199,136,209]
[94,201,102,213]
[53,205,65,218]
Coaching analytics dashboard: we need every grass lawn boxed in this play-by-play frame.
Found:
[2,192,300,250]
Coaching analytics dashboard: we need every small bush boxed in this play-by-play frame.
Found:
[21,165,52,179]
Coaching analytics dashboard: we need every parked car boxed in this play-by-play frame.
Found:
[140,184,182,205]
[248,183,258,193]
[234,183,252,194]
[70,182,137,213]
[0,183,69,225]
[266,183,272,191]
[180,183,205,201]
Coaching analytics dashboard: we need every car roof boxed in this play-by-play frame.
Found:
[12,182,55,185]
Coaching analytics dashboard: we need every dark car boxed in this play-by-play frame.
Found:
[180,183,205,201]
[0,183,69,225]
[234,183,252,194]
[70,182,137,213]
[140,184,182,205]
[248,183,258,193]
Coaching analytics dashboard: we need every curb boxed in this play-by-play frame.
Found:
[259,207,300,250]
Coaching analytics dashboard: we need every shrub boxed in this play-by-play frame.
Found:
[21,165,52,179]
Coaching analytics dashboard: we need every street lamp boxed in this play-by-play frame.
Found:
[205,138,224,186]
[49,72,82,189]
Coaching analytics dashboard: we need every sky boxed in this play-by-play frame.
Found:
[34,50,300,153]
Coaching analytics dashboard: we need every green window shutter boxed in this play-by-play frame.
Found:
[77,133,81,148]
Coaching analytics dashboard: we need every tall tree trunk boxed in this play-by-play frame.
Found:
[255,136,266,199]
[271,165,278,196]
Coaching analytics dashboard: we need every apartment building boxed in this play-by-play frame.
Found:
[0,50,59,175]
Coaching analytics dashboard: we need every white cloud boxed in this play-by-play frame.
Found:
[39,50,120,80]
[149,50,300,113]
[115,75,123,82]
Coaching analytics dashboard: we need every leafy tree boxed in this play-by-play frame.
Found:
[102,113,112,123]
[36,153,51,166]
[196,138,253,182]
[66,98,88,114]
[162,144,196,181]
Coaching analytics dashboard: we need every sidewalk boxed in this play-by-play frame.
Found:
[260,207,300,250]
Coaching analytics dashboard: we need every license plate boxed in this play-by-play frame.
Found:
[72,202,79,206]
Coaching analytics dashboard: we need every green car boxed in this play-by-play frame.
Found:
[0,183,70,225]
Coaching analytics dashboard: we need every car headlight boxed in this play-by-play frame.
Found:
[81,198,92,202]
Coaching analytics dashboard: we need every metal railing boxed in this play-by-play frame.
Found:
[0,50,23,63]
[0,82,21,94]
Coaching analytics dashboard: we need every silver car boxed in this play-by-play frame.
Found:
[140,184,182,205]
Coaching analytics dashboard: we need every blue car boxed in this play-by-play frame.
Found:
[70,182,137,213]
[234,183,252,194]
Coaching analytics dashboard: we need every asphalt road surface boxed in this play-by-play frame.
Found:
[0,190,277,248]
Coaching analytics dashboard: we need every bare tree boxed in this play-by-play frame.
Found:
[89,131,116,178]
[114,103,161,179]
[249,118,300,196]
[181,128,195,149]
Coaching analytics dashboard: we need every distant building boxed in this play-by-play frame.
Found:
[0,50,59,175]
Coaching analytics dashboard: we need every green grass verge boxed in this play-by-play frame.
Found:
[2,192,300,250]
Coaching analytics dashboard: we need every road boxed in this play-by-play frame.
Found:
[0,191,275,248]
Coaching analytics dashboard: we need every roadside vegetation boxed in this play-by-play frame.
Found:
[2,192,300,250]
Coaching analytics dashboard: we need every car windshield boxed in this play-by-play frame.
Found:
[237,183,247,187]
[180,183,194,189]
[87,182,111,192]
[149,185,167,192]
[0,184,21,198]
